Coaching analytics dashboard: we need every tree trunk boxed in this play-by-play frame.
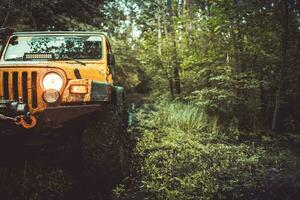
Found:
[174,64,181,94]
[272,0,289,131]
[167,0,181,95]
[183,0,190,33]
[157,13,162,56]
[1,0,12,28]
[233,0,244,73]
[169,77,174,97]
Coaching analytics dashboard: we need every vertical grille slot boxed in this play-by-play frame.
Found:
[22,72,28,103]
[12,72,19,100]
[3,72,9,99]
[31,72,38,108]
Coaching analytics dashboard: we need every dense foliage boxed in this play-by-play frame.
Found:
[122,0,300,133]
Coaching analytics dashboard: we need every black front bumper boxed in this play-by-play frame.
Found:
[38,104,105,128]
[0,99,105,129]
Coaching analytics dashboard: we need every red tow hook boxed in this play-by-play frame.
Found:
[14,114,37,129]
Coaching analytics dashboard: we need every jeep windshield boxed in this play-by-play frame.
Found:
[3,35,103,61]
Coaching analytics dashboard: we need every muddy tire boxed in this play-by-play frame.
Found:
[80,106,129,189]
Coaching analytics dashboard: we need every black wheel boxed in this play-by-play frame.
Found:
[80,106,129,189]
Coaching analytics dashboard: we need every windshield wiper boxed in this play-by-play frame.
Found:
[55,58,87,66]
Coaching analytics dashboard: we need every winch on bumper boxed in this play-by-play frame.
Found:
[0,100,37,129]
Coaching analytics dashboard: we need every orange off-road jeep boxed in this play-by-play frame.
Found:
[0,28,128,181]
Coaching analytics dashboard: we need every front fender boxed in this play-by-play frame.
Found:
[62,80,112,103]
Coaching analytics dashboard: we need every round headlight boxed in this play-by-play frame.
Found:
[42,72,63,91]
[42,89,60,103]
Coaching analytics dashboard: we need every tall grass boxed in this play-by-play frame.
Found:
[155,101,205,133]
[153,100,232,140]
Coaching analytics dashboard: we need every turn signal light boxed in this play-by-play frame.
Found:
[70,85,88,94]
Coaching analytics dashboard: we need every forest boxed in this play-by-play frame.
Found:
[0,0,300,199]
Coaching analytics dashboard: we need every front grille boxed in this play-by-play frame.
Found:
[31,72,38,108]
[22,72,28,103]
[0,71,38,109]
[2,72,9,99]
[12,72,18,100]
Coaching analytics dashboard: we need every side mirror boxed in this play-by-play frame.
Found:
[108,53,115,66]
